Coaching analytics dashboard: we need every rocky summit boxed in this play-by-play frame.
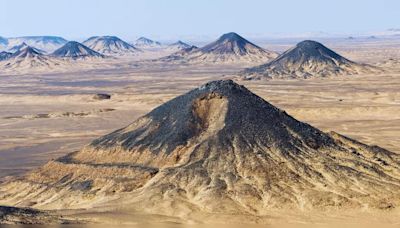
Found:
[0,80,399,221]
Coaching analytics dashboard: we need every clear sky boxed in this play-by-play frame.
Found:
[1,0,399,41]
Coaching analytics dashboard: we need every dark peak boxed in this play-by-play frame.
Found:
[173,40,188,45]
[218,32,243,41]
[198,79,246,93]
[10,45,44,59]
[19,46,41,54]
[170,40,191,49]
[135,37,161,46]
[52,41,103,58]
[84,36,128,44]
[275,39,345,61]
[199,32,264,55]
[296,40,324,48]
[98,36,120,40]
[64,41,82,47]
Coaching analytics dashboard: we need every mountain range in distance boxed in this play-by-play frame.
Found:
[0,33,388,78]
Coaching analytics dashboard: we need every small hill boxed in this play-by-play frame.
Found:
[241,40,379,79]
[1,46,56,69]
[83,36,141,55]
[164,32,277,64]
[134,37,162,48]
[52,41,104,59]
[8,42,46,54]
[6,36,67,53]
[167,40,191,50]
[0,80,399,222]
[159,45,198,62]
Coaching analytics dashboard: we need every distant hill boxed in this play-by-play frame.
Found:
[241,40,379,79]
[8,42,46,54]
[83,36,141,55]
[6,36,67,53]
[162,32,277,64]
[1,46,56,69]
[167,40,191,50]
[52,41,104,59]
[134,37,162,48]
[159,45,198,62]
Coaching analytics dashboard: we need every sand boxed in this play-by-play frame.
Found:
[0,37,399,225]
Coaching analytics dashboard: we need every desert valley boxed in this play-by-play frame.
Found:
[0,30,399,226]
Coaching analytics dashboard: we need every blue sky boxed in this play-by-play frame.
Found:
[1,0,399,41]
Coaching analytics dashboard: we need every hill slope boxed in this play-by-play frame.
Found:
[167,40,191,51]
[8,42,46,54]
[83,36,141,55]
[52,41,104,59]
[0,80,399,221]
[241,40,379,79]
[1,46,57,69]
[134,37,162,49]
[165,32,277,64]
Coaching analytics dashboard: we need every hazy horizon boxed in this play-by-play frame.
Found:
[1,0,400,41]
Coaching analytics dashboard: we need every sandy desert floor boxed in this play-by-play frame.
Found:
[0,38,399,225]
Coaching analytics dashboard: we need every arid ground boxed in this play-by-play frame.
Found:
[0,38,399,225]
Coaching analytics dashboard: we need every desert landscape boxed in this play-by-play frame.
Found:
[1,0,400,226]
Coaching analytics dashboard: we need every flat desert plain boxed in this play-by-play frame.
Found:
[0,38,399,225]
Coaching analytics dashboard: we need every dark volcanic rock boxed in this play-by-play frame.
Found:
[201,32,264,55]
[0,206,65,224]
[52,41,104,59]
[93,93,111,100]
[91,79,334,154]
[1,80,399,217]
[161,32,277,63]
[10,46,44,58]
[134,37,161,48]
[241,40,379,79]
